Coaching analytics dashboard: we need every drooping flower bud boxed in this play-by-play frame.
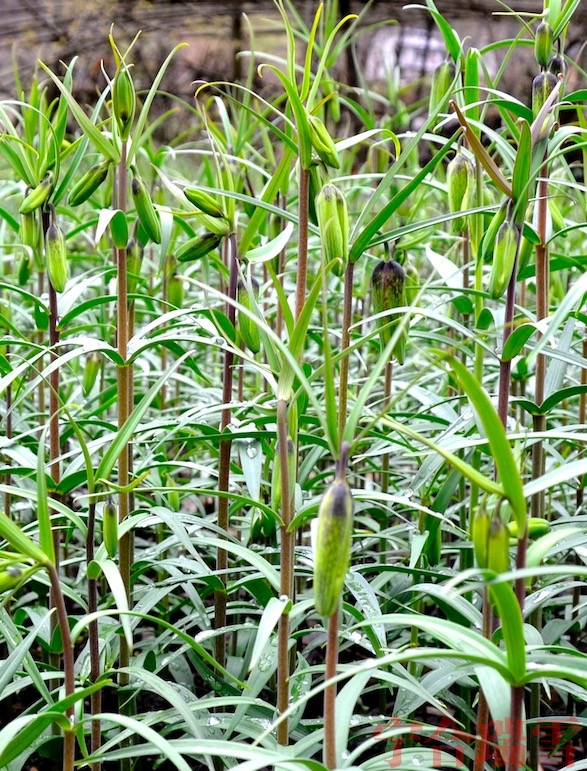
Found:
[447,152,475,233]
[69,160,111,206]
[487,516,511,574]
[131,174,162,245]
[45,223,68,293]
[184,187,226,219]
[237,277,261,354]
[308,114,340,169]
[313,443,354,617]
[534,21,554,68]
[532,71,557,119]
[175,232,223,263]
[19,172,54,215]
[113,66,136,141]
[316,184,348,276]
[429,59,456,115]
[371,258,407,364]
[103,499,119,559]
[82,352,101,397]
[488,219,520,299]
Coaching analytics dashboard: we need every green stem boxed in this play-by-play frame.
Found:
[294,167,310,321]
[337,260,355,444]
[324,608,339,770]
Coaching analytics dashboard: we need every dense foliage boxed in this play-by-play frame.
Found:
[0,1,586,770]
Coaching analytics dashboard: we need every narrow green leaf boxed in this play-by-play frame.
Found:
[35,427,56,565]
[489,581,526,684]
[38,61,120,163]
[449,357,527,532]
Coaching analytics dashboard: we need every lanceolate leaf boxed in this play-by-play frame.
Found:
[449,357,527,533]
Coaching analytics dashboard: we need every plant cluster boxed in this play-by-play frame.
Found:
[0,1,586,770]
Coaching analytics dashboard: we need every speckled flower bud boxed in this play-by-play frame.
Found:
[371,258,407,364]
[313,444,354,617]
[45,224,68,293]
[429,59,456,115]
[113,66,136,141]
[103,500,119,559]
[20,173,53,215]
[131,175,162,245]
[447,152,474,233]
[308,114,340,169]
[69,160,111,206]
[176,232,223,263]
[488,219,519,299]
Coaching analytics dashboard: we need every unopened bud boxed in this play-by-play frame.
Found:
[175,232,223,263]
[103,500,119,559]
[131,175,162,245]
[371,258,407,364]
[313,445,354,617]
[20,173,54,215]
[534,21,554,68]
[184,187,226,219]
[447,152,474,233]
[68,160,111,206]
[45,224,68,293]
[308,114,340,169]
[429,59,456,115]
[488,219,519,299]
[113,67,136,141]
[316,184,348,275]
[82,352,101,397]
[532,71,557,119]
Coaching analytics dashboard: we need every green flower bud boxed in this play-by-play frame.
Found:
[534,21,554,68]
[17,252,33,286]
[488,219,520,299]
[237,277,261,354]
[447,152,474,233]
[175,232,223,263]
[82,352,101,397]
[508,517,549,539]
[45,224,68,293]
[472,507,491,569]
[429,59,456,115]
[68,160,111,206]
[313,445,354,617]
[316,184,348,276]
[113,66,136,141]
[487,516,510,574]
[308,114,340,169]
[103,499,119,559]
[184,187,226,219]
[20,211,40,254]
[532,71,557,119]
[19,172,54,215]
[131,175,162,245]
[371,258,407,364]
[548,54,566,78]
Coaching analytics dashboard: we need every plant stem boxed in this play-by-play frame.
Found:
[295,167,310,321]
[324,608,339,770]
[215,233,238,668]
[276,396,293,745]
[337,260,355,443]
[47,561,75,771]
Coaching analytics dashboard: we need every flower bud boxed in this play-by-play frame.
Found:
[316,184,348,276]
[487,516,510,574]
[308,114,340,169]
[167,273,184,308]
[313,446,354,617]
[488,219,519,299]
[20,211,39,254]
[131,175,162,245]
[447,152,474,233]
[45,223,68,293]
[429,59,456,115]
[82,352,101,397]
[532,71,557,119]
[371,258,407,364]
[17,252,33,286]
[19,172,54,215]
[534,21,554,68]
[68,160,111,206]
[184,187,226,219]
[103,499,119,559]
[175,232,223,263]
[548,54,566,78]
[237,277,261,354]
[472,507,491,569]
[113,66,136,141]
